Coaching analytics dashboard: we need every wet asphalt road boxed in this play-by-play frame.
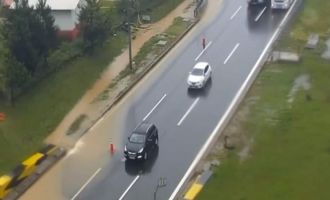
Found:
[73,0,299,200]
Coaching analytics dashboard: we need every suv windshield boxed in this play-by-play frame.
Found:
[129,133,145,144]
[191,68,204,76]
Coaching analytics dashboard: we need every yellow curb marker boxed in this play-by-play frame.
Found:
[184,183,203,200]
[0,175,12,199]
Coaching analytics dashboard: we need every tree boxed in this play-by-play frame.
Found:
[0,38,29,105]
[79,0,112,53]
[34,0,58,60]
[117,0,140,24]
[2,0,57,74]
[3,0,39,74]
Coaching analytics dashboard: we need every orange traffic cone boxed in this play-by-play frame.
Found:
[109,143,116,154]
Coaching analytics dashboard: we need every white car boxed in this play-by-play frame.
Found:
[187,62,212,89]
[271,0,293,10]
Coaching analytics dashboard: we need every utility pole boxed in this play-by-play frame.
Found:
[126,0,133,70]
[128,21,133,70]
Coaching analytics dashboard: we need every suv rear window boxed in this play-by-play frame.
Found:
[129,133,145,144]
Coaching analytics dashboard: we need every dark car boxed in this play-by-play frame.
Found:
[248,0,267,5]
[124,122,158,161]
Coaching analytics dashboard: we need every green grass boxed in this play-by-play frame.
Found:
[198,0,330,199]
[145,0,183,22]
[0,32,126,174]
[134,17,191,66]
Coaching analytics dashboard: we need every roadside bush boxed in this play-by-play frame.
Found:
[47,41,84,70]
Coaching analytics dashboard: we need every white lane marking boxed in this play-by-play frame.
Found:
[230,6,242,20]
[143,94,167,121]
[177,98,200,126]
[90,116,105,131]
[71,168,102,200]
[255,6,267,22]
[169,0,299,199]
[224,43,240,64]
[118,175,140,200]
[195,41,213,61]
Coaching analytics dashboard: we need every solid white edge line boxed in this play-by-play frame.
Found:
[118,175,140,200]
[195,41,213,61]
[255,6,267,22]
[169,0,298,199]
[177,98,200,126]
[71,168,102,200]
[90,116,105,131]
[143,94,167,121]
[230,6,242,20]
[223,43,240,64]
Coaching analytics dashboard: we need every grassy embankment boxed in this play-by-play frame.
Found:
[198,1,330,200]
[0,0,184,174]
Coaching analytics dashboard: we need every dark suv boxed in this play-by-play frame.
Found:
[124,122,159,161]
[248,0,267,5]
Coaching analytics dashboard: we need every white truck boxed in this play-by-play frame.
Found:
[271,0,293,9]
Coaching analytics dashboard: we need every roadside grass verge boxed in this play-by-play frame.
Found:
[149,0,183,22]
[197,0,330,199]
[0,1,189,174]
[0,32,126,174]
[134,17,191,66]
[97,16,192,101]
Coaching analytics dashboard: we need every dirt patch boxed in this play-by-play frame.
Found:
[208,95,260,163]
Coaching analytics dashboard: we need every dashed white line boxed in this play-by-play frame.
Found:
[177,98,200,126]
[224,43,240,64]
[143,94,167,121]
[195,41,213,61]
[169,0,299,199]
[90,116,105,131]
[118,175,140,200]
[255,6,267,22]
[230,6,242,20]
[71,168,102,200]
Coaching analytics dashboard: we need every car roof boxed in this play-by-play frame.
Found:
[193,62,209,70]
[133,122,153,134]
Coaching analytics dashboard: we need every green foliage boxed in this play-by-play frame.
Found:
[34,0,59,58]
[2,0,39,73]
[0,30,29,104]
[79,0,112,53]
[116,0,183,23]
[0,0,58,102]
[47,41,83,70]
